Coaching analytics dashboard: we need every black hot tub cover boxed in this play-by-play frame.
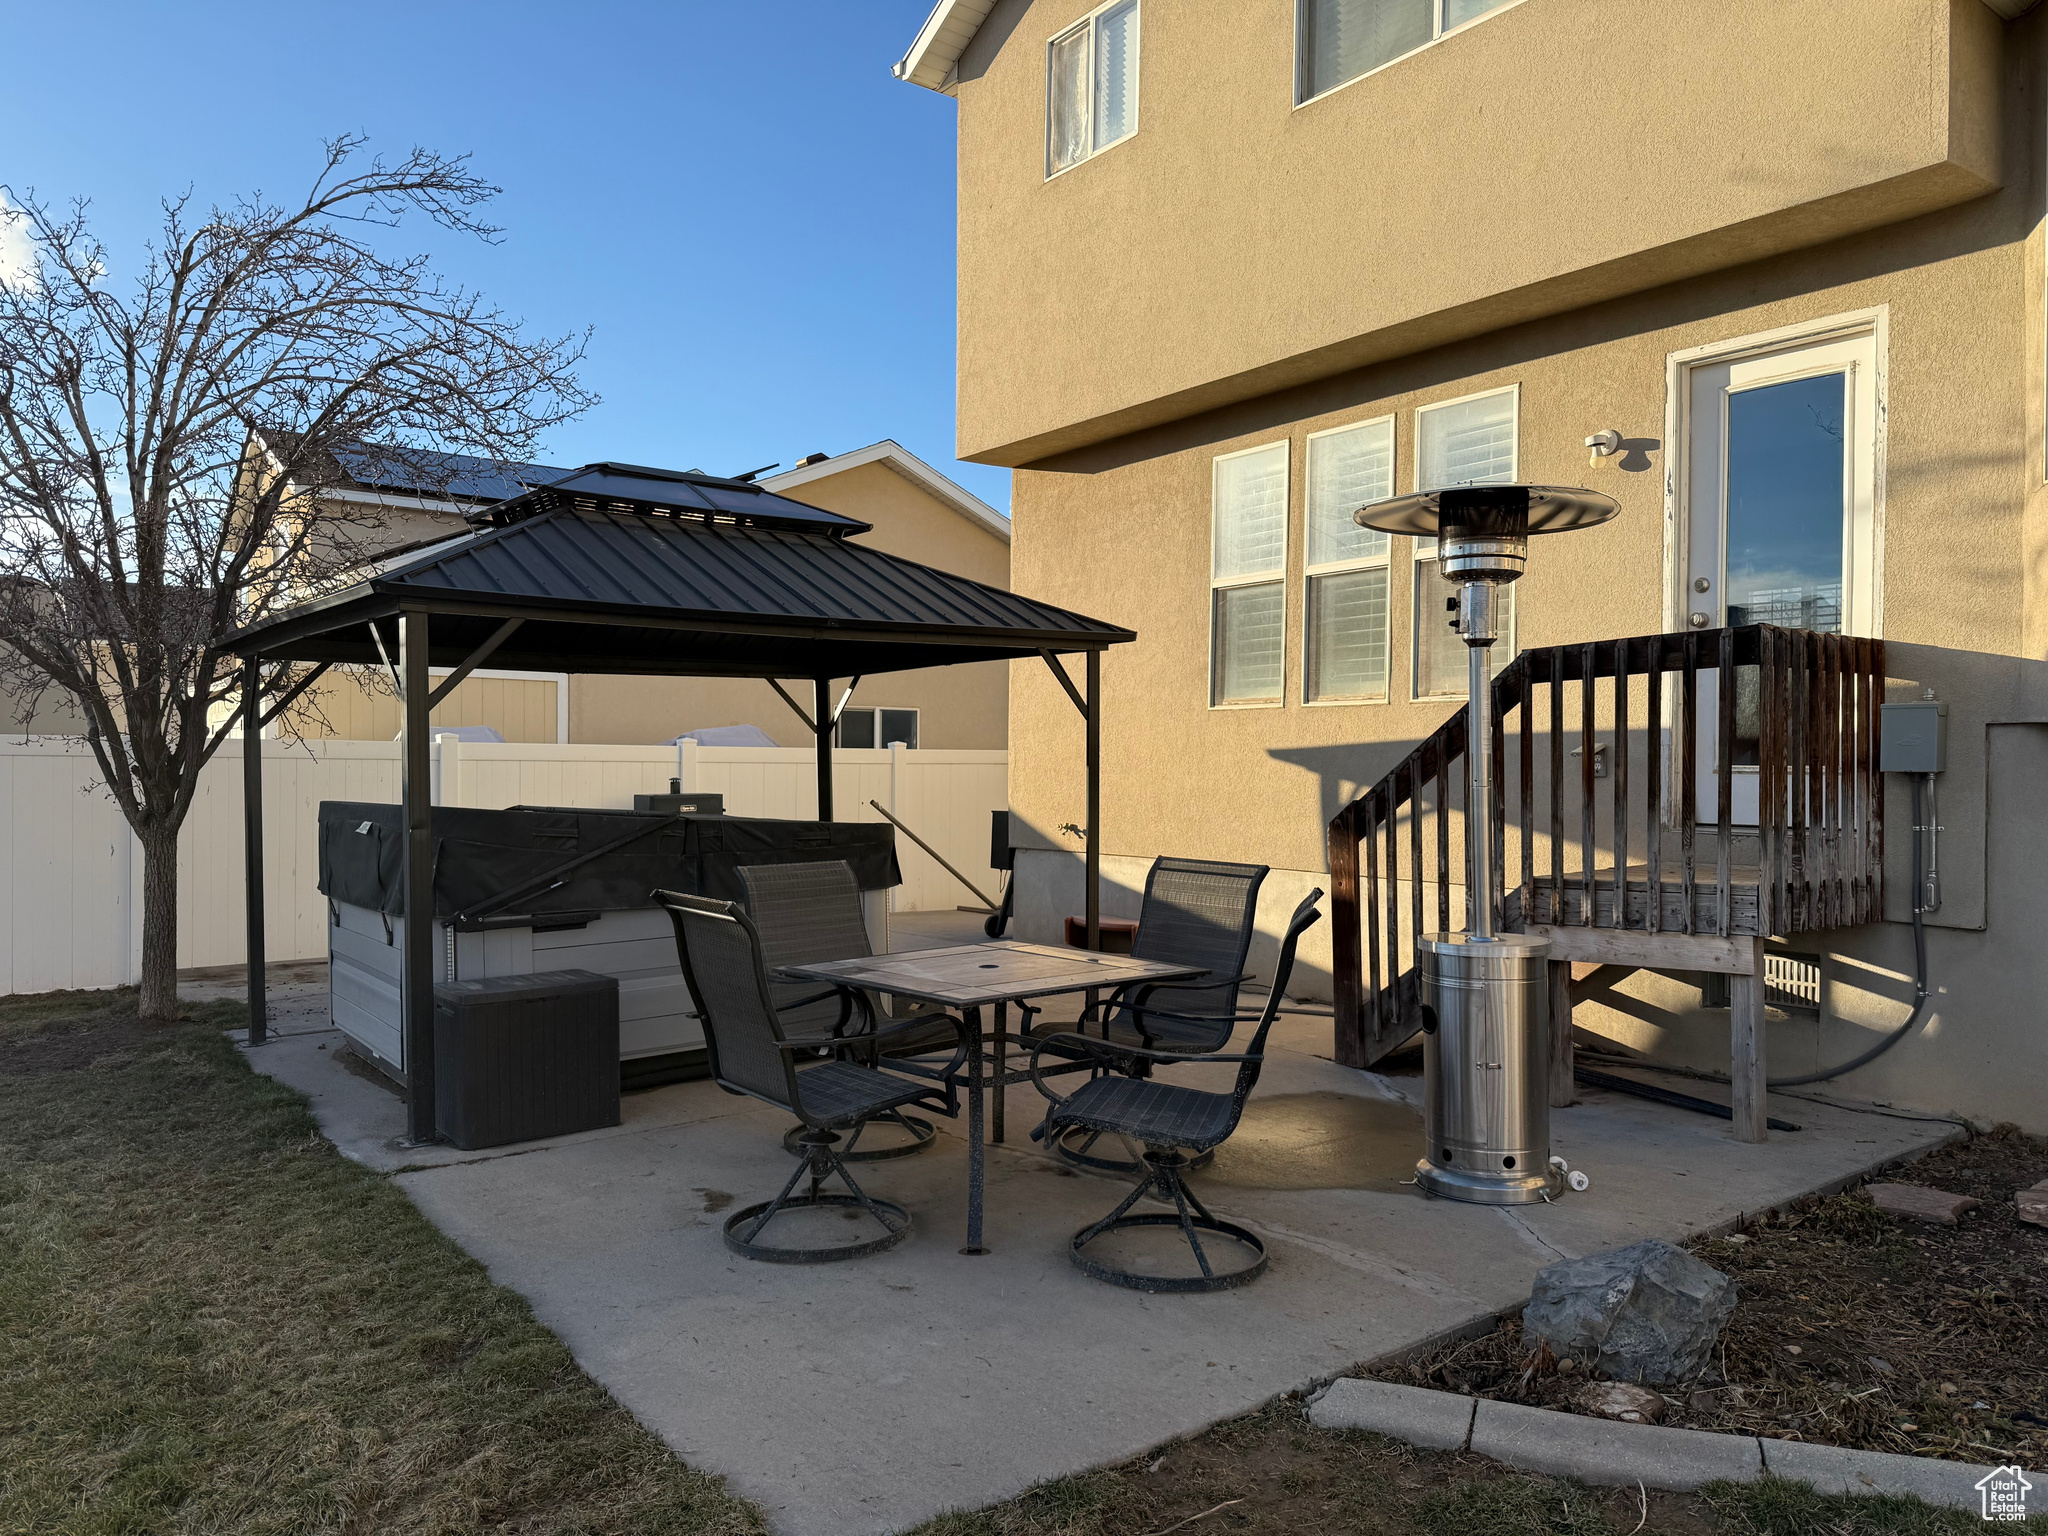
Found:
[318,801,898,927]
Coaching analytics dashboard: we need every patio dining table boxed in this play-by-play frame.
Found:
[779,940,1204,1254]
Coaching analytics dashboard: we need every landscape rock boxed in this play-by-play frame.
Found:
[1866,1182,1981,1225]
[2017,1180,2048,1229]
[1579,1381,1666,1423]
[1522,1238,1736,1386]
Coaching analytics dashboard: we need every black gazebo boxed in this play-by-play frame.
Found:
[225,461,1132,1142]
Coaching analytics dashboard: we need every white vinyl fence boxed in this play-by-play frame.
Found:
[0,736,1006,995]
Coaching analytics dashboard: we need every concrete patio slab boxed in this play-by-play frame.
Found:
[215,947,1960,1536]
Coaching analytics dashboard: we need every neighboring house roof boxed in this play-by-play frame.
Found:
[760,440,1010,544]
[893,0,997,91]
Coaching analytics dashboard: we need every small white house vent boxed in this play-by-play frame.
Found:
[1763,954,1822,1012]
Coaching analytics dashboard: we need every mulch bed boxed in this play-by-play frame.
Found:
[1365,1124,2048,1466]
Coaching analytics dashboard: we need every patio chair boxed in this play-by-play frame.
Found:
[738,860,937,1162]
[654,889,968,1263]
[1024,856,1270,1172]
[1027,888,1323,1293]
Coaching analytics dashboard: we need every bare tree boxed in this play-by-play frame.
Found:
[0,136,593,1018]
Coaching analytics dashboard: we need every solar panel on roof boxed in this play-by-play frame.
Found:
[330,444,571,504]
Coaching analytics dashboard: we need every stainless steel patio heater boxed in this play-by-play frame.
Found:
[1355,484,1619,1204]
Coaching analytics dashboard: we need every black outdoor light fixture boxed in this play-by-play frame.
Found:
[1354,483,1618,1204]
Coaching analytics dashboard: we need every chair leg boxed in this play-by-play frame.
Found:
[1065,1142,1268,1293]
[725,1128,914,1264]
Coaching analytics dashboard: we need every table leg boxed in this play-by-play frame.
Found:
[961,1005,988,1256]
[993,1000,1007,1146]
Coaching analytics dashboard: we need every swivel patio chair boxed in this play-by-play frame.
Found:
[1024,856,1270,1172]
[1027,888,1323,1293]
[655,889,967,1263]
[739,860,937,1162]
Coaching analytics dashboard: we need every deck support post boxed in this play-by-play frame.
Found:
[400,609,438,1145]
[1546,960,1574,1107]
[1729,936,1768,1142]
[242,656,267,1046]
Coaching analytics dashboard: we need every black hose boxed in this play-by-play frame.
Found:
[1762,773,1933,1086]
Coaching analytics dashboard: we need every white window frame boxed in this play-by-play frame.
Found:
[1302,415,1395,706]
[1411,385,1519,700]
[836,705,921,750]
[1209,439,1290,710]
[1294,0,1527,108]
[1045,0,1141,181]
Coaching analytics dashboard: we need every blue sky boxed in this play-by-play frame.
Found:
[0,2,1007,510]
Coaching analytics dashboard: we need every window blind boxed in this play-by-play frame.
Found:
[1213,444,1289,581]
[1418,390,1516,489]
[1307,418,1393,567]
[1093,1,1139,151]
[1303,0,1431,98]
[1302,0,1515,101]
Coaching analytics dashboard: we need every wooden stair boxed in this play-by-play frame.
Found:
[1327,625,1885,1142]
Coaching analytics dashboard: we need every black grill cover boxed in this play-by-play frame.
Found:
[318,801,898,925]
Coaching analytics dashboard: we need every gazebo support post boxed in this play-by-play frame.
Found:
[1085,649,1100,952]
[814,676,835,821]
[399,610,438,1144]
[242,656,267,1045]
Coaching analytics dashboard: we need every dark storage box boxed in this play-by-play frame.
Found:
[433,970,621,1149]
[633,791,725,815]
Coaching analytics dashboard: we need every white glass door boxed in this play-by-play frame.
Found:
[1682,329,1877,823]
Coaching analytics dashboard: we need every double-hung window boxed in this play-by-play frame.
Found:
[836,707,919,749]
[1297,0,1516,103]
[1047,1,1139,177]
[1303,418,1394,703]
[1211,442,1289,707]
[1413,387,1518,699]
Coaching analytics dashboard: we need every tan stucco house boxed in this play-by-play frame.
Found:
[897,0,2048,1130]
[246,438,1012,749]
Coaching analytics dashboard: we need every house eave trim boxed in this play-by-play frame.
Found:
[893,0,995,91]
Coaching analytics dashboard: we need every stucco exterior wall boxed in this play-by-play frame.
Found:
[988,7,2045,1128]
[1005,128,2043,875]
[953,0,2004,464]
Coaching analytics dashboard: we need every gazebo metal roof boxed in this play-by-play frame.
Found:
[227,462,1129,673]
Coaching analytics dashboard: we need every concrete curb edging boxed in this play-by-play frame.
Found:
[1305,1378,2014,1512]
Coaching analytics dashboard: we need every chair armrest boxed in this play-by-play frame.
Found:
[862,1011,973,1089]
[1029,1032,1263,1074]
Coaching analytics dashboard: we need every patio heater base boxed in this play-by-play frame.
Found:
[1414,1161,1562,1205]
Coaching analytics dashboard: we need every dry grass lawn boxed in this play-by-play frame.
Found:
[0,988,762,1536]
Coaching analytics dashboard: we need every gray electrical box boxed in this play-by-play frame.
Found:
[1880,699,1947,773]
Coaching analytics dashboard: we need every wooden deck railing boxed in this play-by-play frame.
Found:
[1327,626,1885,1069]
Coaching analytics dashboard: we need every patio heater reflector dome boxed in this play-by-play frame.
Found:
[1355,482,1619,1206]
